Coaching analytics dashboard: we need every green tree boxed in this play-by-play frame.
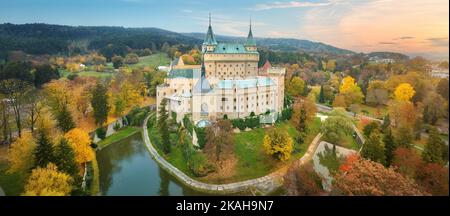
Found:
[111,56,124,69]
[383,128,396,167]
[55,103,75,133]
[54,138,79,177]
[321,108,353,144]
[363,121,381,138]
[318,85,325,103]
[436,78,449,100]
[34,64,60,87]
[422,127,446,165]
[158,99,171,153]
[34,132,55,168]
[91,82,110,126]
[361,129,386,165]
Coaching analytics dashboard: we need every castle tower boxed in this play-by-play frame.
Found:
[244,19,257,52]
[202,13,217,53]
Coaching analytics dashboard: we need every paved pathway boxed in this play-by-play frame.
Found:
[142,114,323,195]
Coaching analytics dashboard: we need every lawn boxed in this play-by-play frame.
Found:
[233,119,321,181]
[147,125,194,177]
[147,118,323,183]
[129,53,171,69]
[96,127,141,150]
[0,163,27,196]
[339,133,361,151]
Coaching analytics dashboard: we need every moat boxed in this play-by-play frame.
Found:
[96,132,208,196]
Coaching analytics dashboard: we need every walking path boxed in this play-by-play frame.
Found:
[142,114,323,194]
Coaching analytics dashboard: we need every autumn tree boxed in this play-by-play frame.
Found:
[263,128,294,162]
[26,90,43,134]
[394,83,415,102]
[392,147,422,178]
[34,132,55,168]
[422,127,447,165]
[292,99,317,134]
[22,163,72,196]
[8,131,36,173]
[415,163,449,196]
[422,92,447,125]
[286,77,305,97]
[436,78,449,100]
[91,82,110,126]
[283,162,324,196]
[321,108,353,145]
[333,156,426,195]
[204,120,234,165]
[124,53,139,64]
[64,128,94,166]
[0,79,33,137]
[361,129,386,165]
[366,80,388,106]
[339,76,364,106]
[332,95,346,108]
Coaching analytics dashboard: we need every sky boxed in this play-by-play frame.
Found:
[0,0,448,59]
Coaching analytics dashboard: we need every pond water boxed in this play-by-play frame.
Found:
[96,132,210,196]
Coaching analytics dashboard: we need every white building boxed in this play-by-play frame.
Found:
[156,17,285,126]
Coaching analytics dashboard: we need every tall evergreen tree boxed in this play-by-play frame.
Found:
[296,106,308,133]
[383,128,396,167]
[361,129,386,165]
[381,114,391,133]
[422,127,445,165]
[56,103,75,133]
[34,132,55,168]
[158,99,171,153]
[91,82,110,126]
[54,138,79,177]
[318,85,325,103]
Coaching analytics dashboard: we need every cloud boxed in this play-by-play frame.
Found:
[427,37,449,47]
[250,1,331,11]
[300,0,448,56]
[396,36,415,40]
[379,42,397,45]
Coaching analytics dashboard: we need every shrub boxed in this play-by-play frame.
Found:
[195,127,206,149]
[96,127,106,140]
[113,122,121,131]
[188,152,215,177]
[67,73,78,80]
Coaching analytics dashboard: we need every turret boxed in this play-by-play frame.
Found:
[202,13,217,53]
[245,19,257,52]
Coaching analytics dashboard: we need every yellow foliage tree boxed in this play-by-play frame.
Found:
[394,83,415,102]
[263,129,294,162]
[286,77,305,97]
[66,62,80,72]
[22,163,72,196]
[64,128,94,165]
[8,132,36,174]
[339,76,364,105]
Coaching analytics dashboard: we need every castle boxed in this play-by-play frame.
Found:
[156,16,285,127]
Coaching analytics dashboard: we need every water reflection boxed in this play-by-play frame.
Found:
[96,132,209,196]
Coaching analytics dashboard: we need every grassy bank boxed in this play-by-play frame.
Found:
[96,127,141,150]
[0,163,27,196]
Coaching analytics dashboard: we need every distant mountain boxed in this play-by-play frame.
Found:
[183,32,355,55]
[0,23,202,56]
[368,52,410,61]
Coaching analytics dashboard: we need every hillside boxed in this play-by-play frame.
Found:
[183,32,355,55]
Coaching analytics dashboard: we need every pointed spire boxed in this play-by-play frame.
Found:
[246,17,256,46]
[209,12,211,27]
[203,12,217,45]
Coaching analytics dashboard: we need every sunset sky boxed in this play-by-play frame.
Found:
[0,0,448,59]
